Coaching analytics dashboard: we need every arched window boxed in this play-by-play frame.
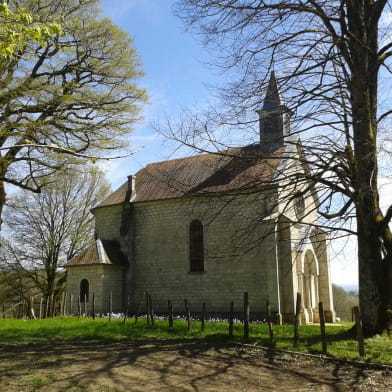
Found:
[189,219,204,272]
[80,279,89,302]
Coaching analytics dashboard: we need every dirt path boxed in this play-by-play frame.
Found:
[0,339,391,392]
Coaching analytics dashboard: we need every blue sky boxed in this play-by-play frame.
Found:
[100,0,219,186]
[99,0,358,288]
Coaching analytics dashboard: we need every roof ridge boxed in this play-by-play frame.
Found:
[143,147,243,169]
[139,144,279,173]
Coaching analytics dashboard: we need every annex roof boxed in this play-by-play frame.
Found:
[96,144,284,209]
[66,239,128,267]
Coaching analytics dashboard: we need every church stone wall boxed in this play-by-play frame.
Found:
[128,193,281,317]
[93,204,129,257]
[94,205,123,240]
[67,265,125,314]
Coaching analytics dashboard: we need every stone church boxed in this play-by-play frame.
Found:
[66,73,335,323]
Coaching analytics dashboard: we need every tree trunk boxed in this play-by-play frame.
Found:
[45,264,57,317]
[0,180,5,233]
[357,216,391,334]
[347,1,391,334]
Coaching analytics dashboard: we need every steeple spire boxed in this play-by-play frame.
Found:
[262,71,285,110]
[257,71,292,150]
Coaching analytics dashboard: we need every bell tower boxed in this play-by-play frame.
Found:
[257,72,292,150]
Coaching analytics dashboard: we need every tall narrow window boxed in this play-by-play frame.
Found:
[294,193,305,220]
[80,279,89,302]
[189,219,204,272]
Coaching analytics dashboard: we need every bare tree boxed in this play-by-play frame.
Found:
[168,0,392,334]
[0,167,110,312]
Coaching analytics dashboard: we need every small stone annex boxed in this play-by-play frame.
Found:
[66,73,335,323]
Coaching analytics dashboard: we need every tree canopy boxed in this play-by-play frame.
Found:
[0,0,61,59]
[0,0,147,227]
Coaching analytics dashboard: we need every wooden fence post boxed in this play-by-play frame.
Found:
[45,296,50,318]
[387,308,392,338]
[201,302,206,332]
[145,291,150,325]
[21,300,25,319]
[50,294,55,317]
[244,292,250,340]
[168,300,173,328]
[30,296,36,319]
[92,293,96,320]
[2,302,5,319]
[29,297,32,319]
[78,296,81,318]
[293,292,301,347]
[109,291,112,322]
[134,292,145,324]
[84,294,88,317]
[354,306,365,357]
[184,299,191,331]
[318,302,327,354]
[123,295,129,324]
[63,291,68,316]
[267,299,274,346]
[229,301,234,337]
[148,293,154,326]
[39,298,43,319]
[70,294,73,316]
[60,292,64,316]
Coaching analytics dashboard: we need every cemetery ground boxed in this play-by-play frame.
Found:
[0,318,391,391]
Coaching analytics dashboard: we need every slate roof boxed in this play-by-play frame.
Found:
[66,239,128,267]
[96,144,284,209]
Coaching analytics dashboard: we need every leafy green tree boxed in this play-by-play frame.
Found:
[173,0,392,334]
[0,0,61,59]
[0,0,146,229]
[0,167,110,312]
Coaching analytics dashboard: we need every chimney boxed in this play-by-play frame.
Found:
[126,175,136,202]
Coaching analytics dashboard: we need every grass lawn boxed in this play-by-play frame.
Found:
[0,317,391,365]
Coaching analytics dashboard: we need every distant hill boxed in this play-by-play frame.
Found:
[339,284,358,294]
[332,284,359,321]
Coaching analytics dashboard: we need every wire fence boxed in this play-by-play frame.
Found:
[1,290,366,357]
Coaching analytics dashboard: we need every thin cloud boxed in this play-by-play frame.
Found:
[100,0,164,28]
